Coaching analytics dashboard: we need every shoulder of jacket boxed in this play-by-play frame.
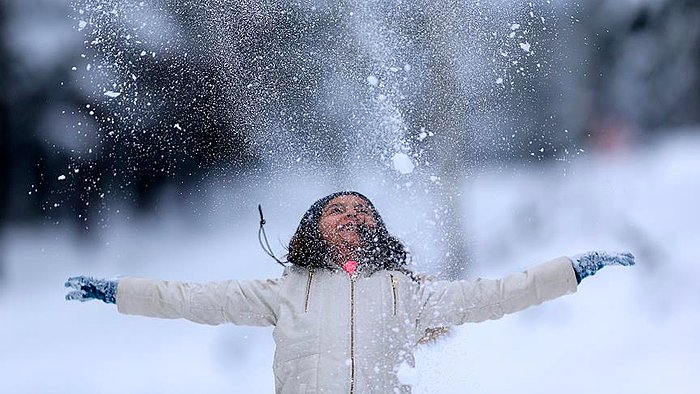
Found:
[282,265,312,278]
[414,273,437,285]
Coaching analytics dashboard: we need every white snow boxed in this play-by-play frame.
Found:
[397,361,418,386]
[367,75,379,86]
[496,77,504,84]
[77,21,87,30]
[1,133,699,394]
[519,42,531,52]
[57,175,66,181]
[391,152,415,174]
[510,23,521,30]
[103,90,122,98]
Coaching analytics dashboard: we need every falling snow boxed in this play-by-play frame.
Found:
[367,75,379,86]
[45,0,580,244]
[392,153,415,174]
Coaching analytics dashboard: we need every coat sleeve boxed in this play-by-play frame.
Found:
[417,257,578,331]
[116,277,282,326]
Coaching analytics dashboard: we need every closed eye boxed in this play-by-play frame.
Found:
[325,204,344,214]
[354,205,371,214]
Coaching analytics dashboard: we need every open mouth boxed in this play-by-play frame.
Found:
[337,219,371,233]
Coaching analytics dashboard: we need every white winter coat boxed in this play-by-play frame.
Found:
[116,257,578,393]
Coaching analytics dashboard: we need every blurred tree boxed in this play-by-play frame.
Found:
[401,0,474,278]
[396,1,564,277]
[0,0,7,278]
[75,0,256,213]
[0,3,7,216]
[577,0,700,146]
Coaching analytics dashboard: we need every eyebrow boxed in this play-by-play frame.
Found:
[324,202,371,211]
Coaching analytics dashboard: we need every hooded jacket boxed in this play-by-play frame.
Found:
[116,256,578,393]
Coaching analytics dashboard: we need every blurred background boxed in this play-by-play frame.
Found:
[1,0,698,393]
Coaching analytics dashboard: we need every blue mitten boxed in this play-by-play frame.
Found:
[570,251,635,283]
[65,276,118,304]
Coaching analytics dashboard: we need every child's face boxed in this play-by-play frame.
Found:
[318,195,378,253]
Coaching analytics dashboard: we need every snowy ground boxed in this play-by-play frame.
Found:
[1,133,699,393]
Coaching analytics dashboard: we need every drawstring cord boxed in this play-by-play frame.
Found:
[258,204,287,267]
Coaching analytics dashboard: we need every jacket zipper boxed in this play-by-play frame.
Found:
[349,275,356,394]
[390,274,398,316]
[304,269,314,312]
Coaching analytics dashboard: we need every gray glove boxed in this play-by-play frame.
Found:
[570,251,635,283]
[65,276,118,304]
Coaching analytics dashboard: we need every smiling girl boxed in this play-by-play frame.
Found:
[65,191,634,393]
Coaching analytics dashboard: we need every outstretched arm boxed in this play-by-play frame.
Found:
[65,275,282,326]
[417,251,635,331]
[417,257,577,331]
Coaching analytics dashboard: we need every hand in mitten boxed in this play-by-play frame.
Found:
[65,276,118,304]
[570,251,635,283]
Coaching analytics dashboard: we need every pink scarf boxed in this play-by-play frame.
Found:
[341,260,358,276]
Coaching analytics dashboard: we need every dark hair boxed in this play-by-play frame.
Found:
[287,191,412,276]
